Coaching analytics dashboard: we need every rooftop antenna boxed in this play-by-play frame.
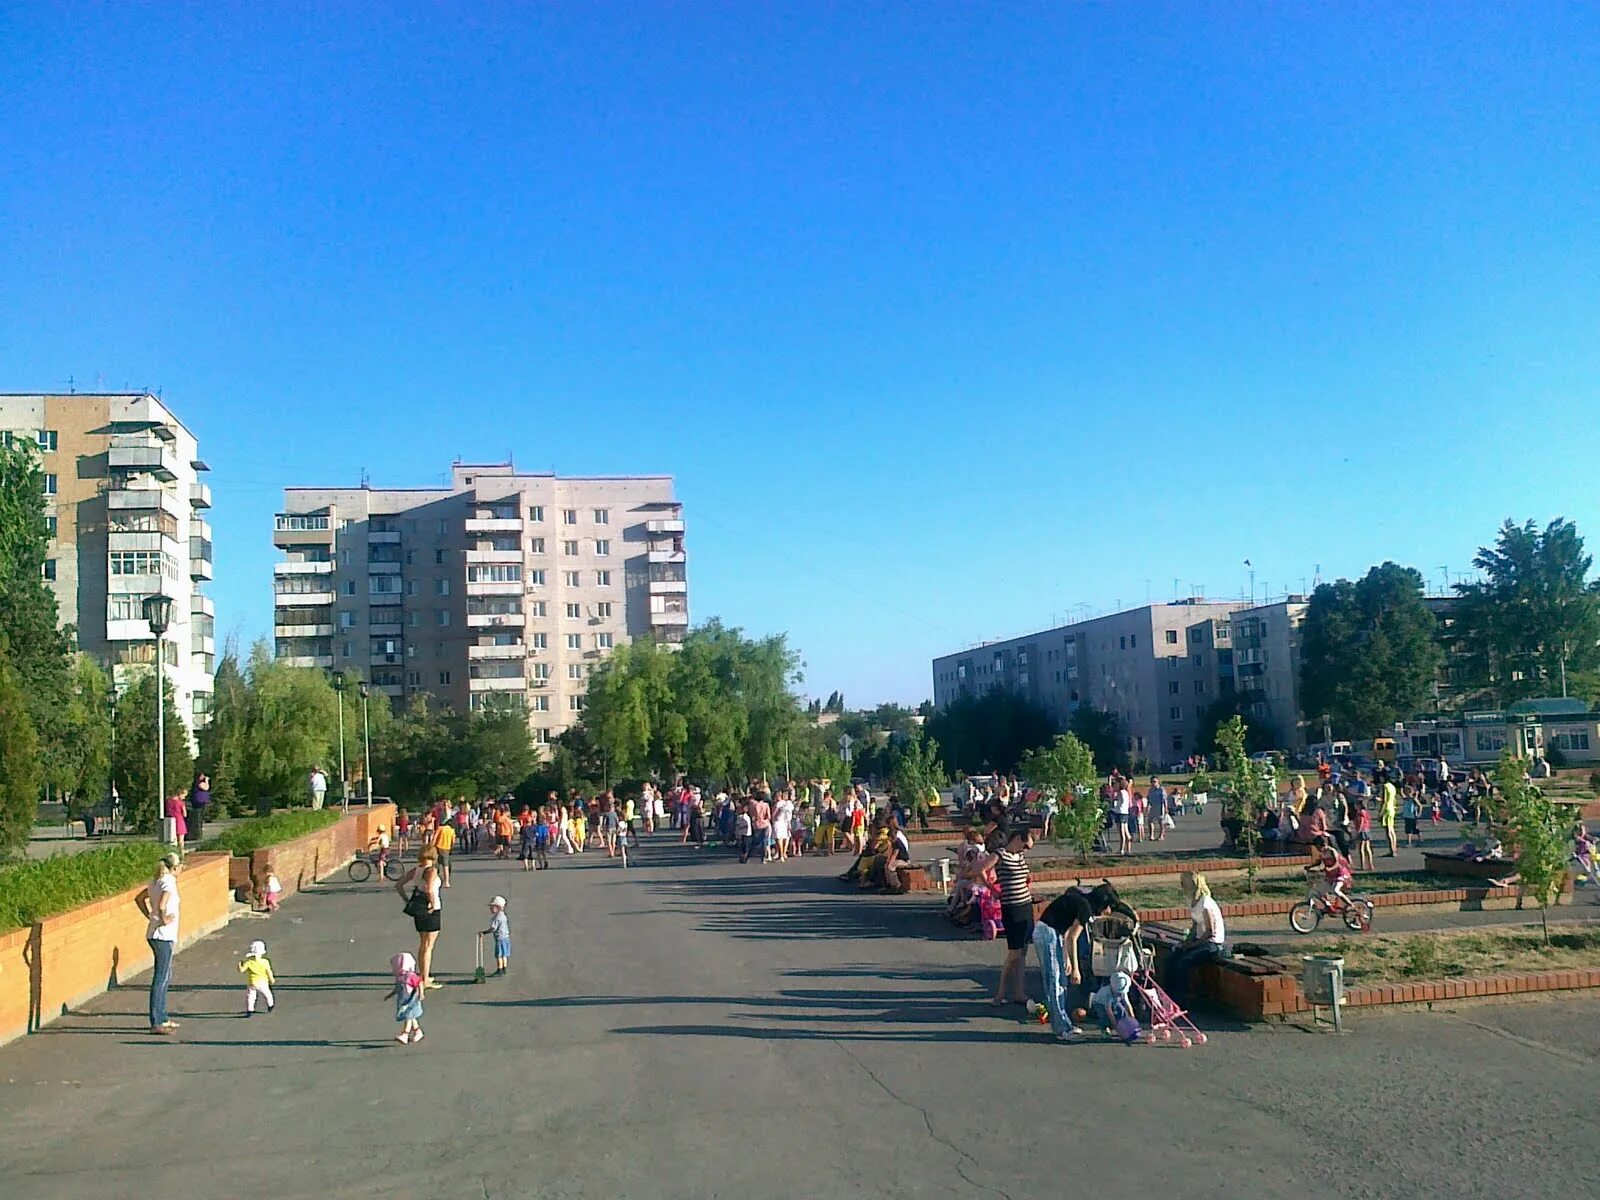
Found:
[65,374,76,394]
[360,467,370,489]
[1172,577,1181,602]
[1438,565,1450,595]
[1313,563,1323,589]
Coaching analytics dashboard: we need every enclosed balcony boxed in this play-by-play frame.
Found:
[108,436,180,481]
[191,480,213,509]
[645,518,685,535]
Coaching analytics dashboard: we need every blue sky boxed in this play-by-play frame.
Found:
[4,4,1598,704]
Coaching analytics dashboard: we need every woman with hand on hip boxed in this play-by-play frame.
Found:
[396,846,444,990]
[138,853,183,1034]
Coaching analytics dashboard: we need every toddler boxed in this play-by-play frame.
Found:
[239,940,276,1016]
[263,872,283,913]
[483,897,510,975]
[1082,971,1142,1044]
[387,951,425,1044]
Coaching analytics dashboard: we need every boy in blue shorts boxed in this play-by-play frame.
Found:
[483,897,511,976]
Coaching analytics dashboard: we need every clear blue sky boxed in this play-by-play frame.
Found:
[4,5,1598,705]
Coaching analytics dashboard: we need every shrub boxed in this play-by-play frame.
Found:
[0,843,167,934]
[199,810,342,857]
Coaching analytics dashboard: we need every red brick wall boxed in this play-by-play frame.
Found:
[244,805,396,902]
[0,852,232,1047]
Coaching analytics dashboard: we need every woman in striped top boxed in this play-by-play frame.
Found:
[991,825,1035,1006]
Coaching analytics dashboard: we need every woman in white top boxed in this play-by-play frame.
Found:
[771,791,795,862]
[1164,871,1227,1006]
[1113,783,1134,855]
[138,853,182,1034]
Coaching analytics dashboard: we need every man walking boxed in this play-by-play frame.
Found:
[308,765,328,811]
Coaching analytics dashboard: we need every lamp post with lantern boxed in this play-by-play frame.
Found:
[358,678,373,804]
[332,671,349,811]
[142,592,174,843]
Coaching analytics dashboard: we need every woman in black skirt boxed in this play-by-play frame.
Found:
[991,825,1035,1006]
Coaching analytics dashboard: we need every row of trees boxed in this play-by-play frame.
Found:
[1301,517,1600,739]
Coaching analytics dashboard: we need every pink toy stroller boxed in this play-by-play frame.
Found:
[1088,914,1207,1048]
[974,885,1002,940]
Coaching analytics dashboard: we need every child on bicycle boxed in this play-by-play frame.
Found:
[1307,834,1355,911]
[371,825,391,877]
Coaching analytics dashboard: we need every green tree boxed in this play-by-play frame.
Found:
[111,670,195,832]
[1455,519,1600,704]
[54,655,113,821]
[1299,563,1444,738]
[1215,715,1273,891]
[464,702,539,796]
[888,729,946,818]
[1491,753,1574,945]
[1067,704,1126,773]
[1194,692,1275,757]
[0,635,42,856]
[235,645,338,807]
[1020,732,1102,862]
[925,689,1058,775]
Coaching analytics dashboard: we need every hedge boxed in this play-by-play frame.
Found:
[0,843,169,935]
[199,810,343,857]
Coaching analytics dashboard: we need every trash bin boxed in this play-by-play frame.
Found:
[933,857,954,895]
[1302,955,1345,1006]
[257,794,274,818]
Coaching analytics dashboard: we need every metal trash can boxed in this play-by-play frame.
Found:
[1302,955,1345,1006]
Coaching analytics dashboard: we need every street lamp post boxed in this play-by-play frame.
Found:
[332,672,348,811]
[358,679,372,805]
[142,592,174,844]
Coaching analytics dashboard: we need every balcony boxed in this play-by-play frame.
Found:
[108,529,178,553]
[275,623,334,639]
[274,560,333,575]
[465,517,522,533]
[651,609,690,626]
[368,530,402,544]
[467,612,523,629]
[191,481,212,509]
[190,556,214,582]
[370,650,405,667]
[466,548,522,564]
[373,682,406,698]
[469,643,527,660]
[468,675,527,692]
[190,633,216,657]
[369,622,403,637]
[273,515,333,548]
[275,587,336,606]
[648,548,687,565]
[191,593,215,619]
[366,561,403,574]
[192,518,213,543]
[106,617,156,643]
[466,579,522,596]
[645,518,685,535]
[108,439,180,481]
[109,486,185,521]
[279,654,334,669]
[648,578,688,595]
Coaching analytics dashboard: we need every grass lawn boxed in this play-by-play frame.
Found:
[1300,924,1600,985]
[1030,848,1258,873]
[1113,871,1474,911]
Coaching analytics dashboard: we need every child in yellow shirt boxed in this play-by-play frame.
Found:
[239,940,276,1016]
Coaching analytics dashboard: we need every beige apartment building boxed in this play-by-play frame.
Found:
[0,393,216,734]
[273,462,686,747]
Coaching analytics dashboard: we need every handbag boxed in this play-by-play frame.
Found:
[402,887,431,920]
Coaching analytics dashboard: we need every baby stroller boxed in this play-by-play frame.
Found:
[973,885,1002,940]
[1087,914,1207,1049]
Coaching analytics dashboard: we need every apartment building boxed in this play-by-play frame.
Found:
[932,600,1246,765]
[0,393,216,734]
[1225,598,1308,751]
[273,462,686,747]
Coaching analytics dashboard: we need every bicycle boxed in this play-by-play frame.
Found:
[1289,888,1375,933]
[348,848,404,883]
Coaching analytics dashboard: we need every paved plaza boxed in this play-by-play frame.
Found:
[3,833,1599,1200]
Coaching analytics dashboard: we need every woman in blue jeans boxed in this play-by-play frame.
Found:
[138,854,182,1034]
[1163,871,1227,1006]
[1033,883,1127,1040]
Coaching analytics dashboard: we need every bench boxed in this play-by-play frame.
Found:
[1422,851,1518,880]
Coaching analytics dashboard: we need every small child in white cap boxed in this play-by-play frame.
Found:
[483,897,510,976]
[239,940,276,1016]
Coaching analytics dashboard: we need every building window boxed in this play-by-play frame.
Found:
[438,671,451,685]
[437,609,451,627]
[528,570,546,586]
[433,549,445,565]
[596,570,612,587]
[1165,630,1178,644]
[1169,681,1180,695]
[529,506,544,522]
[563,570,581,587]
[1192,654,1203,667]
[404,580,418,596]
[110,550,179,578]
[1119,636,1126,650]
[337,611,355,629]
[532,695,549,712]
[568,694,584,711]
[41,558,56,581]
[529,600,547,617]
[596,601,613,618]
[1169,706,1181,720]
[597,632,614,649]
[407,671,422,686]
[1171,735,1184,753]
[43,473,57,495]
[562,539,579,556]
[340,642,352,659]
[562,509,578,525]
[594,539,610,557]
[435,578,451,595]
[564,602,581,619]
[408,611,420,627]
[532,662,550,680]
[529,537,545,554]
[467,564,522,583]
[404,550,415,565]
[593,508,609,524]
[1194,680,1206,695]
[36,430,58,452]
[531,633,548,649]
[369,575,401,595]
[533,728,550,745]
[566,633,582,650]
[45,515,57,537]
[568,662,583,679]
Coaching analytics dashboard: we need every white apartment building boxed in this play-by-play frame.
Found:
[273,462,686,747]
[0,393,216,735]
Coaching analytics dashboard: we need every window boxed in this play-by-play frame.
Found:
[41,558,56,581]
[566,633,582,650]
[1190,628,1202,644]
[1551,729,1592,752]
[337,610,355,629]
[1196,706,1206,719]
[528,506,544,522]
[568,662,583,679]
[369,575,401,595]
[1168,681,1180,695]
[596,632,613,649]
[438,671,451,686]
[593,508,609,524]
[406,671,422,686]
[1119,636,1126,650]
[533,728,550,745]
[565,603,581,619]
[1474,729,1507,754]
[37,429,58,452]
[562,509,578,525]
[532,695,550,712]
[433,549,445,565]
[405,550,415,565]
[562,539,579,556]
[435,579,451,596]
[568,694,584,711]
[45,515,57,537]
[1169,706,1181,720]
[1171,735,1184,753]
[531,633,548,650]
[596,570,612,587]
[340,548,351,567]
[595,601,613,618]
[408,611,420,627]
[529,600,547,618]
[594,538,610,557]
[43,473,57,496]
[529,537,545,554]
[1165,630,1178,644]
[110,550,179,577]
[1192,654,1203,667]
[467,564,522,582]
[528,569,546,586]
[532,662,550,680]
[437,519,448,535]
[1194,680,1206,695]
[437,609,451,627]
[340,642,352,659]
[563,570,581,587]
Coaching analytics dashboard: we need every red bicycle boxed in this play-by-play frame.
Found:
[1289,889,1374,933]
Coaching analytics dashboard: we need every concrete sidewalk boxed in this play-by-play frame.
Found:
[1,834,1597,1200]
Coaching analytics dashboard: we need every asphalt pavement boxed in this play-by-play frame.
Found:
[2,832,1598,1200]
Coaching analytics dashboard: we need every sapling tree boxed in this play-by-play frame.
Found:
[1215,715,1274,892]
[1019,732,1101,863]
[1493,752,1572,945]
